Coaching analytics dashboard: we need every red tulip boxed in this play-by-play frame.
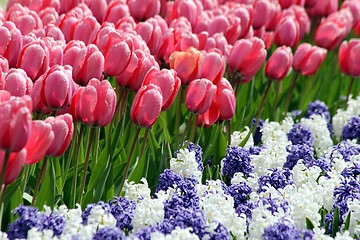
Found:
[279,0,305,9]
[265,46,293,80]
[274,15,300,47]
[3,68,33,97]
[169,47,204,85]
[17,39,49,81]
[186,78,217,115]
[227,37,267,80]
[0,148,26,185]
[130,83,163,128]
[0,21,23,68]
[197,100,220,127]
[72,44,105,86]
[216,78,236,120]
[24,120,54,165]
[0,95,32,152]
[199,49,226,85]
[339,39,360,77]
[315,9,353,50]
[142,68,181,110]
[45,114,74,157]
[70,79,116,127]
[293,43,327,76]
[31,65,75,112]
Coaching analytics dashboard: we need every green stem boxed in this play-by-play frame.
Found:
[139,128,150,159]
[346,77,355,104]
[175,87,185,147]
[0,184,6,229]
[227,120,231,146]
[253,79,273,135]
[118,128,141,196]
[285,72,299,114]
[71,124,85,208]
[188,114,198,143]
[181,114,194,146]
[78,127,96,204]
[31,157,48,206]
[0,151,10,195]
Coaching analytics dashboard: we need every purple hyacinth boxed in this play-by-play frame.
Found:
[342,162,360,178]
[134,226,157,240]
[262,220,313,240]
[252,118,264,145]
[109,197,136,231]
[306,157,331,173]
[330,140,360,163]
[284,144,315,170]
[93,227,125,240]
[208,222,230,240]
[40,212,66,236]
[7,206,43,240]
[222,146,253,180]
[236,202,255,220]
[249,146,263,155]
[156,169,184,193]
[258,168,294,192]
[257,197,289,216]
[82,201,112,224]
[333,177,360,204]
[342,116,360,143]
[228,182,252,208]
[305,100,330,122]
[287,124,314,146]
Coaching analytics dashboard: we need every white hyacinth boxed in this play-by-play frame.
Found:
[230,126,254,148]
[132,197,164,232]
[150,227,199,240]
[170,148,202,181]
[124,178,151,201]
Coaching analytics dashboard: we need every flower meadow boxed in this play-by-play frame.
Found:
[1,0,360,239]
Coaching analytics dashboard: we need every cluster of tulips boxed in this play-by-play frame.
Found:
[1,0,360,234]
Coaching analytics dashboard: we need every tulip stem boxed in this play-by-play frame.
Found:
[139,128,150,159]
[346,77,355,104]
[285,72,299,114]
[71,124,85,208]
[181,114,194,146]
[78,127,96,204]
[118,127,141,196]
[0,151,10,196]
[253,79,273,135]
[227,121,231,146]
[31,157,48,206]
[175,88,185,147]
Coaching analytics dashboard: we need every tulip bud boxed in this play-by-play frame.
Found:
[72,16,101,45]
[103,0,130,25]
[70,79,116,127]
[63,40,86,67]
[85,0,108,23]
[169,47,204,85]
[293,43,327,76]
[130,83,163,128]
[227,37,267,80]
[24,120,54,165]
[128,0,160,21]
[136,18,163,55]
[265,46,293,80]
[274,15,300,47]
[279,0,305,9]
[0,95,32,152]
[186,78,217,115]
[199,49,226,85]
[0,21,23,68]
[72,44,105,86]
[306,0,338,17]
[6,3,43,35]
[142,68,181,110]
[282,5,310,40]
[170,0,203,29]
[45,114,74,157]
[0,148,26,185]
[0,90,11,102]
[38,7,59,26]
[339,39,360,77]
[3,68,33,97]
[197,100,220,127]
[216,78,236,120]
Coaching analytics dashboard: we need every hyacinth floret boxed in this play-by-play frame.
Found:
[287,124,314,146]
[284,144,315,170]
[155,169,184,193]
[109,196,136,231]
[258,168,294,192]
[305,100,331,123]
[342,116,360,143]
[228,182,252,208]
[262,220,314,240]
[92,226,126,240]
[208,222,230,240]
[222,146,253,180]
[81,201,112,224]
[252,118,264,145]
[329,140,360,162]
[333,176,360,204]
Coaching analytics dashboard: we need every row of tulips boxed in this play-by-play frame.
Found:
[0,0,360,236]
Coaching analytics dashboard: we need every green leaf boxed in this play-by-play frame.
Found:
[343,211,351,231]
[332,206,340,237]
[306,218,315,230]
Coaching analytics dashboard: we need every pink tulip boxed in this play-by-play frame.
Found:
[231,4,253,39]
[254,27,274,49]
[227,37,267,80]
[199,49,226,85]
[0,148,26,185]
[0,56,9,75]
[339,39,360,77]
[59,0,85,14]
[197,100,219,127]
[96,29,134,77]
[169,47,204,85]
[115,16,137,32]
[128,0,160,21]
[70,79,116,127]
[315,9,353,50]
[31,65,75,111]
[6,3,43,35]
[38,7,59,26]
[0,21,23,68]
[43,38,64,67]
[186,78,217,114]
[72,16,101,45]
[252,0,281,31]
[85,0,108,23]
[305,0,338,17]
[142,68,181,110]
[136,18,163,55]
[282,5,310,40]
[103,0,130,25]
[0,95,32,152]
[3,68,33,97]
[216,78,236,120]
[279,0,305,9]
[341,0,360,27]
[265,46,293,81]
[274,15,300,47]
[72,44,105,86]
[130,84,163,128]
[293,43,327,76]
[0,90,11,102]
[24,120,54,165]
[45,114,74,157]
[17,40,49,81]
[7,0,60,12]
[170,0,203,29]
[63,40,86,67]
